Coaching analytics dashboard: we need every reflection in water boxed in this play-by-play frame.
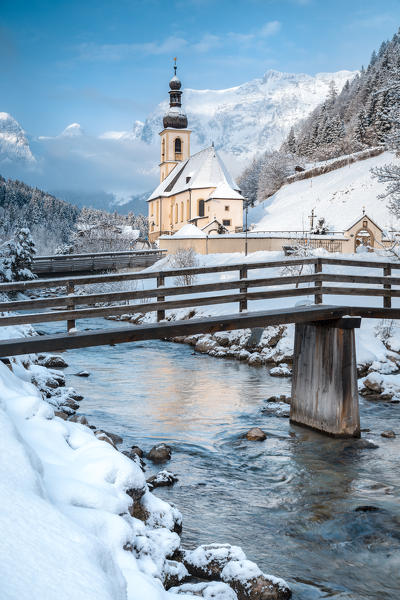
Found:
[48,318,400,599]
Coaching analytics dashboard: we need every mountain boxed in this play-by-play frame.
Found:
[0,112,35,164]
[137,69,357,160]
[0,68,356,208]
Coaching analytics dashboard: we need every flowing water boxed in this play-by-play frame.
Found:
[47,318,400,599]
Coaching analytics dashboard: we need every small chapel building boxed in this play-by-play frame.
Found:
[147,62,244,243]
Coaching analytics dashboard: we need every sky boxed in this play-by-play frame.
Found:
[1,0,400,137]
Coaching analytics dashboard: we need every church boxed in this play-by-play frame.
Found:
[147,62,244,243]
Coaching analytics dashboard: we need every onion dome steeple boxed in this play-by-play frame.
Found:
[163,58,188,129]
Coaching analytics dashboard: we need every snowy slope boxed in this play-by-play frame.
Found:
[250,151,400,232]
[0,112,35,164]
[138,69,356,159]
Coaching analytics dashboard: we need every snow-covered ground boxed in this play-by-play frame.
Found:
[1,319,292,599]
[249,151,400,232]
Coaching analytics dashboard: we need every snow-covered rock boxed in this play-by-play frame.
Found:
[183,544,247,580]
[221,559,292,600]
[0,112,35,164]
[170,581,238,599]
[270,363,292,377]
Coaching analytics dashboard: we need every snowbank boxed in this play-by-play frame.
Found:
[250,151,400,232]
[0,334,190,600]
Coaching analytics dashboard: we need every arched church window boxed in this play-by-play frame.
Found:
[198,199,205,217]
[175,138,182,153]
[181,202,184,221]
[175,204,178,224]
[161,138,165,161]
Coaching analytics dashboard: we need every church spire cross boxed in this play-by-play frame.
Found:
[162,58,188,129]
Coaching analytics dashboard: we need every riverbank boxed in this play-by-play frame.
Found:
[0,322,292,600]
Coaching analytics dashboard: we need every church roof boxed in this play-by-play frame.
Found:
[148,146,244,201]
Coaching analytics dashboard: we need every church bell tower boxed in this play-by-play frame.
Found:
[159,59,191,182]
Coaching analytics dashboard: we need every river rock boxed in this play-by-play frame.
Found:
[130,445,144,457]
[247,353,264,366]
[63,398,80,411]
[355,505,380,512]
[95,431,117,448]
[381,430,396,438]
[346,439,379,450]
[262,402,290,418]
[122,450,146,470]
[74,370,90,377]
[147,470,178,489]
[101,430,123,445]
[195,337,218,354]
[54,410,69,420]
[163,560,190,590]
[270,363,292,377]
[362,373,384,394]
[69,414,89,426]
[221,560,292,600]
[183,543,246,580]
[213,332,231,347]
[169,581,238,599]
[38,354,69,368]
[246,428,267,441]
[148,443,172,463]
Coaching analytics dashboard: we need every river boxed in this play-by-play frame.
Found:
[49,318,400,599]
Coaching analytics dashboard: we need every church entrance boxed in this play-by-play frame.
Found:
[354,228,374,252]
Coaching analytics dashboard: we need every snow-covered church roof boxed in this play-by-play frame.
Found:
[147,146,244,202]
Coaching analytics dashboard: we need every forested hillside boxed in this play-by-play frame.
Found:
[0,176,80,253]
[0,176,149,254]
[240,28,400,205]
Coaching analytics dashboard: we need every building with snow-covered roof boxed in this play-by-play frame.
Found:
[147,61,244,242]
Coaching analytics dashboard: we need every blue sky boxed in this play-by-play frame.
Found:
[1,0,400,136]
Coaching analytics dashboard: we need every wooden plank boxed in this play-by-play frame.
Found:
[0,305,348,356]
[384,265,392,308]
[0,286,317,327]
[8,257,320,291]
[320,286,400,297]
[0,273,318,312]
[320,257,400,270]
[314,258,323,304]
[349,306,400,319]
[316,273,400,286]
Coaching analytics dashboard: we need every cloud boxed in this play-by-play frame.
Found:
[192,33,221,53]
[260,20,281,37]
[76,20,282,63]
[78,36,188,61]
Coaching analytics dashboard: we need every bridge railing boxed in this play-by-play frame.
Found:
[32,249,166,274]
[0,256,400,331]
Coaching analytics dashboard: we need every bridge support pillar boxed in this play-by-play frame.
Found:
[290,318,361,438]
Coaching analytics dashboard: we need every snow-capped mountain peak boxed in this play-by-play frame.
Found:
[0,112,35,164]
[61,123,84,137]
[139,68,357,160]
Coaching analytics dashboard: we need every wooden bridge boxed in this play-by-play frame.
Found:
[1,255,400,439]
[32,249,166,276]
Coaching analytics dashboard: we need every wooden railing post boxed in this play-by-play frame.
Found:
[157,274,165,321]
[239,265,248,312]
[314,259,323,304]
[66,281,75,332]
[384,265,392,308]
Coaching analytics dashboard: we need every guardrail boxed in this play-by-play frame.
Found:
[32,249,166,274]
[0,256,399,332]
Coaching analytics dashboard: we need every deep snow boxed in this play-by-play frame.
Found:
[250,151,400,232]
